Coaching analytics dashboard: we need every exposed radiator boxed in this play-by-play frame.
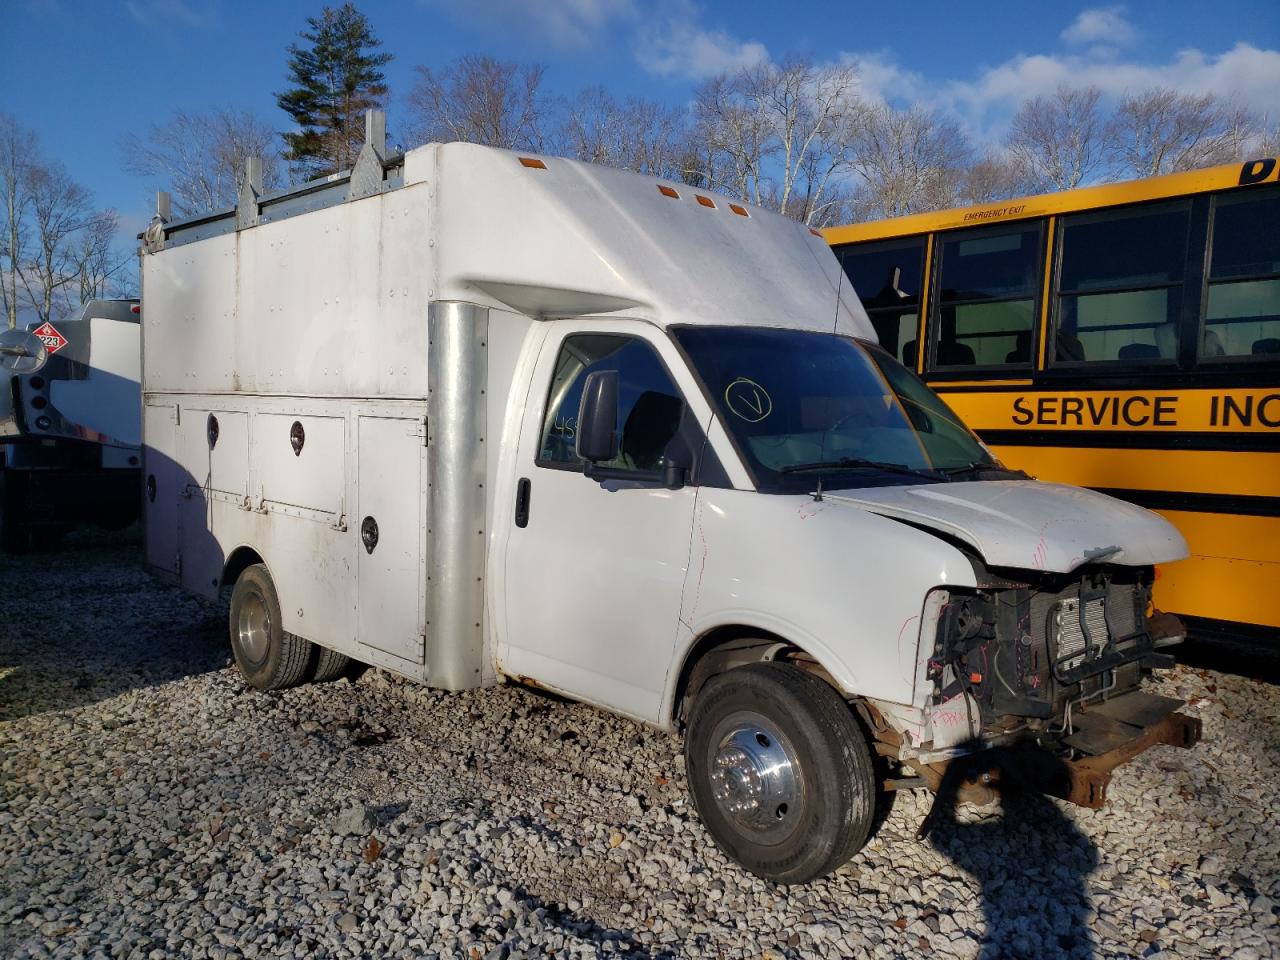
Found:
[1031,580,1141,673]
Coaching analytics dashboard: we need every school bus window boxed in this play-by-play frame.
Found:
[837,236,926,366]
[1053,203,1190,364]
[1203,187,1280,360]
[932,224,1041,370]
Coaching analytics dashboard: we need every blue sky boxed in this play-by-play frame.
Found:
[3,0,1279,235]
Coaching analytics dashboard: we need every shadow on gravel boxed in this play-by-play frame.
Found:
[506,885,677,960]
[0,533,228,721]
[925,742,1100,960]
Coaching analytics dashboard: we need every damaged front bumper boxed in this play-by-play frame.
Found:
[1032,691,1202,808]
[873,690,1203,827]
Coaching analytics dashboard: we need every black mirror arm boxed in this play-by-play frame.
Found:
[583,463,659,484]
[583,458,689,491]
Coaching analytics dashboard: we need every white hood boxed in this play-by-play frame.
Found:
[826,480,1188,574]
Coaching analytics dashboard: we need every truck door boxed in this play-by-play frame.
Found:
[357,414,426,665]
[502,321,700,723]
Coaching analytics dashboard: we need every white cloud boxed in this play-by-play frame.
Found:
[838,41,1280,144]
[634,0,768,79]
[838,50,926,106]
[949,43,1280,135]
[1061,6,1138,48]
[421,0,634,49]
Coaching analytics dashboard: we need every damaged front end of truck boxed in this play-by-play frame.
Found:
[865,555,1201,827]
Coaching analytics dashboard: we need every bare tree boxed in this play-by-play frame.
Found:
[848,104,972,219]
[1256,122,1280,159]
[18,162,97,322]
[1006,85,1109,191]
[405,55,551,151]
[1,114,37,328]
[561,86,618,166]
[1110,89,1261,177]
[74,210,129,304]
[122,108,284,218]
[748,58,862,224]
[958,150,1031,205]
[690,57,863,225]
[688,72,772,204]
[561,87,687,178]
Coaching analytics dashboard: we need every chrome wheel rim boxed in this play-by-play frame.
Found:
[708,711,803,845]
[237,591,271,664]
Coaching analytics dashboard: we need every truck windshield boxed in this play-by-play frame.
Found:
[672,326,1005,491]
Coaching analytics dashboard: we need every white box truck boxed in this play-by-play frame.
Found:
[0,299,142,550]
[140,115,1200,882]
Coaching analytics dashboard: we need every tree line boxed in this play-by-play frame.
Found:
[5,2,1278,327]
[1,115,129,327]
[135,3,1278,227]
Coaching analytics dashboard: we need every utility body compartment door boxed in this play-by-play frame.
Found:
[175,407,232,597]
[501,319,700,723]
[142,401,180,577]
[357,414,426,665]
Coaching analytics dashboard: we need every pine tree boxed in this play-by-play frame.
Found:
[276,3,392,178]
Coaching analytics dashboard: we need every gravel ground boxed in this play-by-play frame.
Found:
[1,533,1277,960]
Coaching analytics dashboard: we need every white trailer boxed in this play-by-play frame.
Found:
[0,299,142,550]
[141,115,1201,882]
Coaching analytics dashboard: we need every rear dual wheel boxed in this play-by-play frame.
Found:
[228,564,354,690]
[312,646,351,683]
[685,661,877,884]
[229,564,311,690]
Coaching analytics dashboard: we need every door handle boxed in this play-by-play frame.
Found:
[514,477,531,528]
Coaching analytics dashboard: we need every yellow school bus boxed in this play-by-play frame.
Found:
[826,158,1280,642]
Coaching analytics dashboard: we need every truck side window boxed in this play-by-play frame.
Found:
[537,334,685,472]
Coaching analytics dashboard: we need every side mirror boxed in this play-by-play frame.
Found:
[575,370,618,463]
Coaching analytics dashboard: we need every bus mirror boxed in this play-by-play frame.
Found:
[576,370,618,463]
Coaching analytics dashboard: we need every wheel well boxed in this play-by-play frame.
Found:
[221,546,264,593]
[674,625,806,729]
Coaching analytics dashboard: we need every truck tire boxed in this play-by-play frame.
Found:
[229,564,311,690]
[685,660,876,884]
[311,647,351,683]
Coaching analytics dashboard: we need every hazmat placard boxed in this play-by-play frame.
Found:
[32,322,68,354]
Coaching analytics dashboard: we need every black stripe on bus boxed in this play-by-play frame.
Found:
[1175,618,1280,684]
[930,369,1280,392]
[1177,616,1280,647]
[978,429,1280,453]
[1092,488,1280,518]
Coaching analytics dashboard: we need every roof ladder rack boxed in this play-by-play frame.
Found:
[142,109,405,254]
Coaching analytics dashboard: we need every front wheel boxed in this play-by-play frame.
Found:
[685,661,877,883]
[229,564,312,690]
